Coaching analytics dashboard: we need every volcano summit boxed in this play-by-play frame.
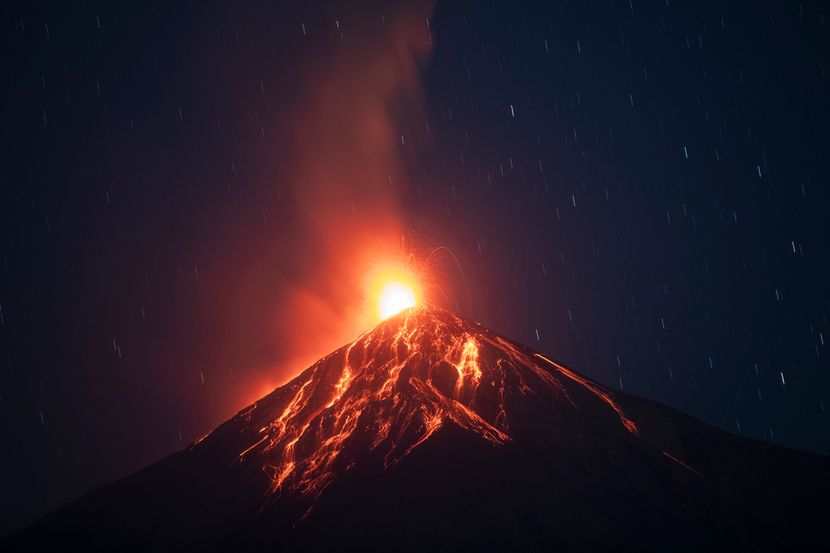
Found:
[6,306,828,551]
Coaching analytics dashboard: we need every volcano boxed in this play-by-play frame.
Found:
[5,305,828,551]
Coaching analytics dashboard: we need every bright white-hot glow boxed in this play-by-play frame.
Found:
[378,281,416,320]
[364,260,422,324]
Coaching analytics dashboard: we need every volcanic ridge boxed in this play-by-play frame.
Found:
[5,305,828,551]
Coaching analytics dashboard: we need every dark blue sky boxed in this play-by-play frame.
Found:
[2,0,828,535]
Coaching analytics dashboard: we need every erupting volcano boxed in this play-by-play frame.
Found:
[6,306,828,551]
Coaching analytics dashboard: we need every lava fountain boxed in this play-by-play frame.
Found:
[378,282,417,320]
[365,261,422,323]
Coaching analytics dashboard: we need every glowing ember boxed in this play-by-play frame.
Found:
[377,281,417,320]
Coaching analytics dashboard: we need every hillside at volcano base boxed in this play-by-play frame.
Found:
[6,305,828,551]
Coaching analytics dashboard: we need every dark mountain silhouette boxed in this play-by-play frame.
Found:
[5,305,828,551]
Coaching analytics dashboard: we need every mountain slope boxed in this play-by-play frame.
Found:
[5,305,828,551]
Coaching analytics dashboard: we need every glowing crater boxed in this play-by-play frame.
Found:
[377,281,416,320]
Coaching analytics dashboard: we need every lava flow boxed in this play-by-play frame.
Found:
[193,304,642,512]
[14,304,830,551]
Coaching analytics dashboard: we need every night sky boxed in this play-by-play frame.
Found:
[2,0,829,535]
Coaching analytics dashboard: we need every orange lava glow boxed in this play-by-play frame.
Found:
[213,0,437,420]
[229,307,511,507]
[365,263,422,324]
[662,450,704,478]
[203,305,648,520]
[533,352,638,434]
[378,282,417,320]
